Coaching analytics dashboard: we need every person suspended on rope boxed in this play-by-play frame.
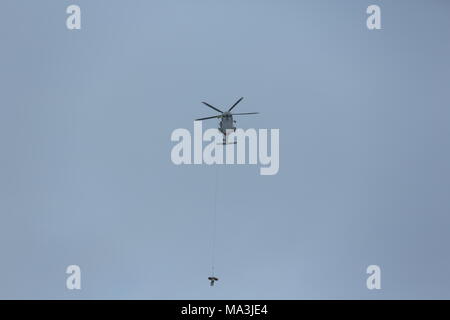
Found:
[208,276,218,286]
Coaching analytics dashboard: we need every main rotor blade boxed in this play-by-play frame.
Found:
[230,112,259,116]
[228,97,244,112]
[195,115,220,121]
[202,102,223,113]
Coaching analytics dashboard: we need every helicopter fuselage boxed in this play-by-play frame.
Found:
[219,112,236,135]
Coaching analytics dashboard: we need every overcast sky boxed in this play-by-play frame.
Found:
[1,0,450,299]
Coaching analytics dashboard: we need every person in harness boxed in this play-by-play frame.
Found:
[208,276,219,286]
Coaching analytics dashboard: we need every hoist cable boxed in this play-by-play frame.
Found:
[210,164,219,276]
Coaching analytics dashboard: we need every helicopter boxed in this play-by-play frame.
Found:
[195,97,259,144]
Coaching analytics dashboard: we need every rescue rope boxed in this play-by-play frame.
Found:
[210,164,219,276]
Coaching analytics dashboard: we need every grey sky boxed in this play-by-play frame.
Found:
[1,0,450,299]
